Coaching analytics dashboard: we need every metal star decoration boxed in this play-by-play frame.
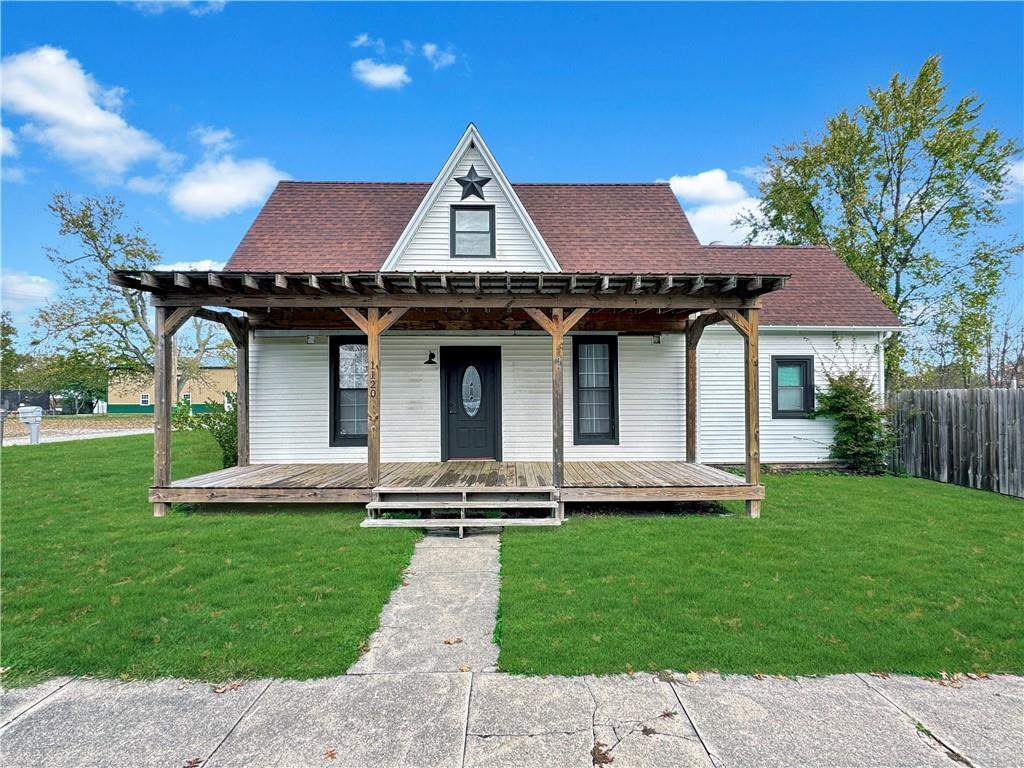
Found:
[454,165,491,200]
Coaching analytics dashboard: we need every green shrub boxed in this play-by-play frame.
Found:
[172,393,237,467]
[814,371,894,474]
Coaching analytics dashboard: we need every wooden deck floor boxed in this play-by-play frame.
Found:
[154,460,761,504]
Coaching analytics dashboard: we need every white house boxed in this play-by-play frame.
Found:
[114,125,900,527]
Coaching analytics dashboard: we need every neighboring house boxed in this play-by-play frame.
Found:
[107,367,236,413]
[112,125,899,525]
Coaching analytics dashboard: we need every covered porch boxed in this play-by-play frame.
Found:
[111,269,787,524]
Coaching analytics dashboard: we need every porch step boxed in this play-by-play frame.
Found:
[361,517,562,528]
[366,500,558,511]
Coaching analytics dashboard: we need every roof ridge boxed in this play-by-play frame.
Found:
[275,180,671,188]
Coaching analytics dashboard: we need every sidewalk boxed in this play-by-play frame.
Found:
[2,671,1021,767]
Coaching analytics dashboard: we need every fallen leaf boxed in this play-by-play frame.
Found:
[641,725,656,737]
[323,748,337,760]
[591,741,614,765]
[459,664,472,672]
[753,673,766,680]
[444,636,464,645]
[357,641,370,655]
[870,672,891,679]
[656,670,676,683]
[183,759,203,768]
[686,671,700,682]
[659,709,677,719]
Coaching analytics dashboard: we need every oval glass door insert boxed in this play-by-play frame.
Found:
[462,365,482,417]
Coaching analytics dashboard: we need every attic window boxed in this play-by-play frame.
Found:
[451,205,495,258]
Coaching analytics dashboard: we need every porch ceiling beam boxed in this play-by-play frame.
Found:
[687,275,705,294]
[242,274,260,290]
[207,272,223,289]
[174,272,191,289]
[151,293,760,311]
[307,274,324,291]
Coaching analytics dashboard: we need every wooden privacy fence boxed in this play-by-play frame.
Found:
[889,388,1023,498]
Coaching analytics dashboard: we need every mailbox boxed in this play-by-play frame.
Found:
[17,405,43,444]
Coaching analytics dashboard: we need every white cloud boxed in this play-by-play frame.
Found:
[169,155,287,218]
[422,42,456,70]
[3,167,29,183]
[351,58,411,89]
[665,169,762,244]
[736,164,769,185]
[1,270,57,315]
[158,259,225,271]
[402,40,416,56]
[1,122,17,156]
[132,1,226,16]
[1002,158,1024,204]
[191,124,235,154]
[126,174,168,194]
[0,45,178,179]
[350,33,386,54]
[667,168,748,205]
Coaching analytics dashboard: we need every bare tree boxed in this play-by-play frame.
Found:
[34,193,231,397]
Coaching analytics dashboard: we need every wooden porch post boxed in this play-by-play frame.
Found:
[152,306,199,517]
[743,307,761,518]
[153,306,173,517]
[341,307,407,488]
[234,320,250,466]
[551,309,566,488]
[685,317,707,464]
[524,308,590,493]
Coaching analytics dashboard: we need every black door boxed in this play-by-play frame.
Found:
[441,347,501,460]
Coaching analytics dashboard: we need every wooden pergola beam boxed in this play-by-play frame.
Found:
[150,292,760,311]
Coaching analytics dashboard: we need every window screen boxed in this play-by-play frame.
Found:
[573,336,619,444]
[771,356,814,418]
[331,339,369,445]
[451,206,495,257]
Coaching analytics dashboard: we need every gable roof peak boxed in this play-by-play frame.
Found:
[379,125,560,272]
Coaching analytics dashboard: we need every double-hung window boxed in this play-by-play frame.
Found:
[450,205,495,258]
[572,336,619,444]
[330,337,369,446]
[771,356,815,418]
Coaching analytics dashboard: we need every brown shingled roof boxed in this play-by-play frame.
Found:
[225,181,899,328]
[702,245,900,327]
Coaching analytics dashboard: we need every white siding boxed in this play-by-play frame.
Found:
[390,146,550,273]
[250,332,686,463]
[696,327,884,463]
[249,328,883,465]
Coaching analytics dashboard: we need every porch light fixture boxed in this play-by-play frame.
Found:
[306,335,317,345]
[651,334,662,345]
[424,351,437,365]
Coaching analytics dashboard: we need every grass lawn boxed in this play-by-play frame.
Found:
[1,433,418,687]
[498,474,1023,677]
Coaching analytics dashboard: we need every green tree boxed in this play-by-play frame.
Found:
[34,193,230,397]
[740,56,1021,385]
[18,350,108,414]
[1,312,27,390]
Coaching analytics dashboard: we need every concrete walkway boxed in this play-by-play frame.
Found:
[349,531,500,674]
[2,672,1021,767]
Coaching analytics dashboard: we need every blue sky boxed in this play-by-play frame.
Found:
[2,1,1022,336]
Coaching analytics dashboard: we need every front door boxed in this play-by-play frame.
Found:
[441,347,501,460]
